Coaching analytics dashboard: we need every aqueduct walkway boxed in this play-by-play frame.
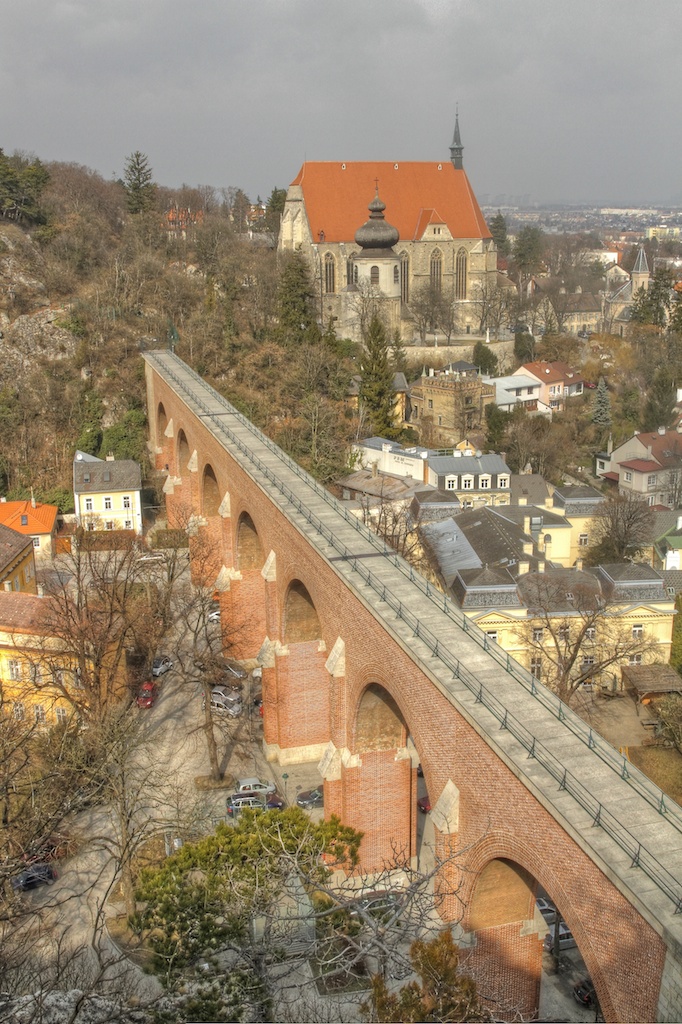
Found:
[144,350,682,1021]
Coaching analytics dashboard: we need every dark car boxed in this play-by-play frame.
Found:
[417,795,431,814]
[136,681,156,708]
[151,656,173,677]
[296,787,324,809]
[11,863,57,892]
[573,978,596,1007]
[416,764,424,777]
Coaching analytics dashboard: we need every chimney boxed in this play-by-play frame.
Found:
[518,561,529,575]
[3,581,11,592]
[677,516,682,530]
[523,540,534,554]
[538,561,545,573]
[575,558,584,571]
[106,452,115,461]
[519,496,527,506]
[30,487,36,509]
[658,426,666,435]
[523,515,531,534]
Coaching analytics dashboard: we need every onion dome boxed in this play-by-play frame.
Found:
[354,189,399,253]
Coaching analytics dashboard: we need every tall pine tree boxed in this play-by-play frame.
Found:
[359,314,399,439]
[277,250,315,342]
[123,151,156,214]
[591,376,612,427]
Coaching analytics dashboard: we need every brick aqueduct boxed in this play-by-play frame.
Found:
[145,351,682,1022]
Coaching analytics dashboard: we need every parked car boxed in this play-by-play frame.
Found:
[544,922,576,952]
[224,661,247,680]
[203,687,243,717]
[536,896,557,924]
[11,863,57,892]
[417,795,431,814]
[296,787,324,809]
[226,793,266,815]
[237,777,275,796]
[208,608,221,623]
[136,681,156,709]
[573,978,596,1007]
[416,764,424,777]
[151,656,173,677]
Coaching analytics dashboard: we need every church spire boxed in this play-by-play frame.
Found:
[450,106,464,170]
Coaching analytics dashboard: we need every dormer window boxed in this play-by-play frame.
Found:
[84,473,90,483]
[103,470,111,483]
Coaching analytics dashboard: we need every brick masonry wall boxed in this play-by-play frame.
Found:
[146,365,672,1023]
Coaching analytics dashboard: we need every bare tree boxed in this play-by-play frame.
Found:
[515,570,661,706]
[359,488,426,568]
[586,493,656,565]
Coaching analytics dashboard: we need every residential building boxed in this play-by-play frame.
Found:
[0,590,130,723]
[595,428,682,508]
[512,361,587,412]
[483,373,551,416]
[409,366,496,444]
[451,564,675,694]
[0,524,37,595]
[278,115,498,340]
[550,484,604,564]
[351,437,512,508]
[0,498,59,563]
[73,451,143,533]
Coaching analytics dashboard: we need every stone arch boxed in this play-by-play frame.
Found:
[236,512,264,570]
[177,429,190,476]
[157,402,168,437]
[202,464,221,517]
[283,580,321,643]
[355,682,407,753]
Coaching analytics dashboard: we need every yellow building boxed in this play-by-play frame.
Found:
[0,591,130,724]
[455,565,674,699]
[73,451,143,534]
[0,524,37,595]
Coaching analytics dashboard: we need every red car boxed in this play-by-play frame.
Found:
[417,795,431,814]
[136,681,156,708]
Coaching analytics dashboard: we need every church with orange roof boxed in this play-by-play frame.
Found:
[278,115,498,340]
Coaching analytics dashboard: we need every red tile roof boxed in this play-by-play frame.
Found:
[0,591,51,634]
[521,361,585,385]
[0,500,58,535]
[620,459,660,473]
[290,162,490,243]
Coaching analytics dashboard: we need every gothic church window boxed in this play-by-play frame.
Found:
[430,250,443,292]
[455,247,467,300]
[346,257,358,286]
[393,265,399,285]
[324,253,335,293]
[400,252,409,303]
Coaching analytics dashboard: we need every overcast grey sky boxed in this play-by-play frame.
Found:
[2,0,679,206]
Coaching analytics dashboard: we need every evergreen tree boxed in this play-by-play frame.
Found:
[642,366,676,431]
[630,268,674,328]
[359,314,399,439]
[276,249,315,341]
[511,225,545,282]
[363,930,485,1023]
[390,329,408,376]
[472,339,498,375]
[123,151,156,214]
[489,210,510,257]
[0,148,50,223]
[591,376,612,427]
[264,186,287,234]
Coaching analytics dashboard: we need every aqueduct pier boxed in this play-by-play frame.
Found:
[145,350,682,1021]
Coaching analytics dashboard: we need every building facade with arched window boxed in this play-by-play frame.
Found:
[278,119,497,340]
